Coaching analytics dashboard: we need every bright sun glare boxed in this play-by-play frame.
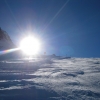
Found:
[20,36,40,55]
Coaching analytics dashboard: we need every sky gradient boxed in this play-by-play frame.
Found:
[0,0,100,57]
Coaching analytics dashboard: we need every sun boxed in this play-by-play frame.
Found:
[20,36,40,55]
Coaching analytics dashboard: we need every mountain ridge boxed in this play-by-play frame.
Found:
[0,28,16,50]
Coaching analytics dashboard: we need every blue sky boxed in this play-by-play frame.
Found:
[0,0,100,57]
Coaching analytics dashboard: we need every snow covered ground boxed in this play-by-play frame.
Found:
[0,57,100,100]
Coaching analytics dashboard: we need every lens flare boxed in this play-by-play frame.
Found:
[0,48,19,55]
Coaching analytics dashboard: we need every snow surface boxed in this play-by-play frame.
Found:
[0,58,100,100]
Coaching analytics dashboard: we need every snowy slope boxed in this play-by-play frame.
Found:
[0,28,15,50]
[0,58,100,100]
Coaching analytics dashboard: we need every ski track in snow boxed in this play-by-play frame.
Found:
[0,58,100,100]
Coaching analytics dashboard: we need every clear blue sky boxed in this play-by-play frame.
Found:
[0,0,100,57]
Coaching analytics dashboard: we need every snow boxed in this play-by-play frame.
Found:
[0,57,100,100]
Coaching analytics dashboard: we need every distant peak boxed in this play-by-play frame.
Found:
[0,28,5,40]
[0,28,11,41]
[0,28,16,50]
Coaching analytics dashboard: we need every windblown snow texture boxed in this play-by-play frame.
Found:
[0,58,100,100]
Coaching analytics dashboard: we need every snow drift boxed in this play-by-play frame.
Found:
[0,58,100,100]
